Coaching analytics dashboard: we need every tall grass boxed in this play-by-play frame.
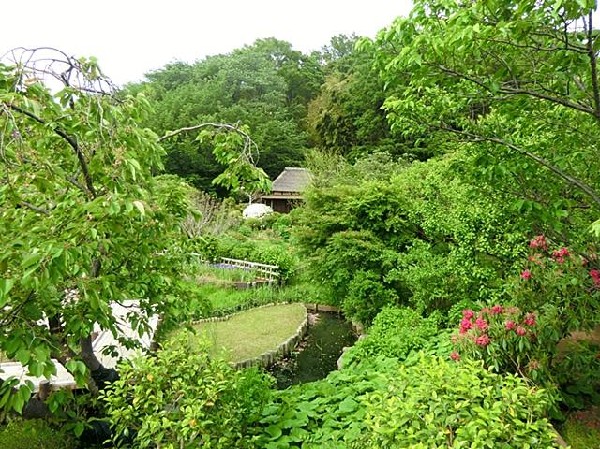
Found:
[180,280,330,322]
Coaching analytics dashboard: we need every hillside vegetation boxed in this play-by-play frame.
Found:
[1,0,599,447]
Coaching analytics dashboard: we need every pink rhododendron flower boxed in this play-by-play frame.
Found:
[529,235,548,250]
[520,269,532,280]
[552,247,570,264]
[450,351,461,361]
[516,326,527,336]
[459,318,473,334]
[462,309,474,320]
[524,313,536,327]
[475,334,490,346]
[491,305,503,314]
[475,317,488,331]
[590,269,600,287]
[505,320,516,330]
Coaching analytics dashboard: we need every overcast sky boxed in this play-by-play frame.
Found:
[1,1,413,86]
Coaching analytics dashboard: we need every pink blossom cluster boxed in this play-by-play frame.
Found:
[590,269,600,287]
[529,235,548,251]
[451,306,537,361]
[551,247,570,264]
[522,234,600,287]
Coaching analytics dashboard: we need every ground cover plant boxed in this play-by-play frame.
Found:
[342,306,447,365]
[0,419,76,449]
[560,407,600,449]
[181,281,327,320]
[194,263,260,284]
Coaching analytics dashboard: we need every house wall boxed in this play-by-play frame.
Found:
[263,198,292,213]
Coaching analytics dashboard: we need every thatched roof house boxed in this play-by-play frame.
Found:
[260,167,311,213]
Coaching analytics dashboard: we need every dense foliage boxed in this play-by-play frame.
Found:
[295,152,529,323]
[127,38,322,193]
[255,356,560,448]
[3,0,600,446]
[366,0,600,238]
[102,335,272,448]
[0,419,76,449]
[342,306,446,365]
[0,52,193,412]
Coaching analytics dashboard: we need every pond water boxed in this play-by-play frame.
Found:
[267,311,357,389]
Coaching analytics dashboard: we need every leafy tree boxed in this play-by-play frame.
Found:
[306,35,400,159]
[0,49,194,411]
[0,48,269,413]
[295,151,530,323]
[364,0,600,241]
[129,39,322,192]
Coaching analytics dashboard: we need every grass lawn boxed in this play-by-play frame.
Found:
[172,303,307,362]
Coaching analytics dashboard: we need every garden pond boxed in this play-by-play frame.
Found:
[267,311,357,389]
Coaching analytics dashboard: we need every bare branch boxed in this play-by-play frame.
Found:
[159,122,261,165]
[2,47,117,94]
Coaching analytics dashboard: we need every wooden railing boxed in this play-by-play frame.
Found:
[219,257,280,281]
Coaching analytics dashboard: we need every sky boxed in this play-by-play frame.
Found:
[1,1,413,86]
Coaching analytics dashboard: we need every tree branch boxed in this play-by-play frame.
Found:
[19,201,50,215]
[438,125,600,208]
[485,36,588,54]
[437,64,596,117]
[6,103,97,198]
[159,122,249,143]
[158,122,260,165]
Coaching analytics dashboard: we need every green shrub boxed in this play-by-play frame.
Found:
[256,355,561,448]
[364,355,561,448]
[101,334,273,449]
[343,306,441,365]
[451,305,562,385]
[343,270,398,325]
[509,235,600,337]
[0,419,76,449]
[553,340,600,410]
[214,236,297,282]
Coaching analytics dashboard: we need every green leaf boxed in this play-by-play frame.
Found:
[133,200,145,216]
[0,278,14,307]
[591,218,600,238]
[21,253,42,269]
[266,425,283,439]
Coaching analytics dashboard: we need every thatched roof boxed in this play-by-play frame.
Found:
[270,167,312,194]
